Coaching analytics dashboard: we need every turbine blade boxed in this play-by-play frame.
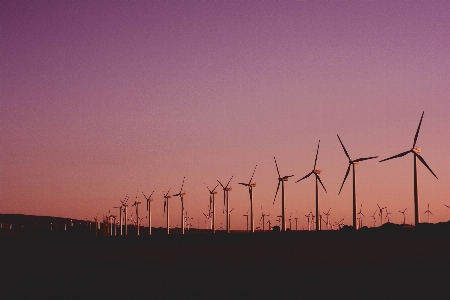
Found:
[337,134,351,161]
[225,175,234,188]
[416,154,438,179]
[212,184,219,192]
[249,165,257,184]
[274,157,280,178]
[295,172,313,183]
[273,181,281,204]
[180,176,185,193]
[217,180,224,188]
[413,111,424,148]
[338,164,351,195]
[316,175,327,193]
[353,156,378,163]
[379,150,410,162]
[314,140,320,169]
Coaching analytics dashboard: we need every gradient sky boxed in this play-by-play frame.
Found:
[1,1,449,230]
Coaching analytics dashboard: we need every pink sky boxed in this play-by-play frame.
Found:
[1,1,449,230]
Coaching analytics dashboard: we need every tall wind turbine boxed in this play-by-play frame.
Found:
[218,175,233,234]
[273,157,294,232]
[142,191,154,235]
[379,112,438,226]
[205,183,219,233]
[296,141,327,231]
[173,177,187,235]
[163,188,171,234]
[337,134,378,229]
[239,165,257,233]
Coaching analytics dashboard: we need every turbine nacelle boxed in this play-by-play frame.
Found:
[413,147,421,154]
[313,170,322,175]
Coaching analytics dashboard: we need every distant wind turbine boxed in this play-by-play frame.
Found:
[357,204,365,229]
[163,188,172,234]
[205,183,219,233]
[131,196,141,235]
[239,165,257,233]
[173,177,187,235]
[121,195,130,236]
[260,206,269,232]
[273,157,294,232]
[379,111,438,226]
[423,203,433,223]
[399,208,407,225]
[337,134,378,229]
[142,191,154,235]
[296,140,327,231]
[377,204,387,226]
[218,175,233,234]
[243,214,249,232]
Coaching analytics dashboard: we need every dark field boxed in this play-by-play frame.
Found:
[1,222,450,299]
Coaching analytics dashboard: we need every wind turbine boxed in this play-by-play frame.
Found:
[296,141,327,231]
[163,188,172,234]
[239,165,257,233]
[260,206,269,232]
[385,209,393,223]
[357,204,365,229]
[121,195,130,236]
[131,196,141,235]
[205,183,219,233]
[294,217,298,231]
[337,134,378,229]
[173,177,187,235]
[112,205,122,235]
[399,208,407,225]
[218,175,233,234]
[445,205,450,221]
[377,204,387,226]
[273,157,294,232]
[370,210,377,227]
[423,203,433,223]
[323,208,331,230]
[267,220,272,231]
[142,191,154,235]
[305,212,312,231]
[379,112,438,226]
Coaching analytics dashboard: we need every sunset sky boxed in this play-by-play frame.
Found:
[1,1,449,230]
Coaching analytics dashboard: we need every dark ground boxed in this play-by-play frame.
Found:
[1,216,449,299]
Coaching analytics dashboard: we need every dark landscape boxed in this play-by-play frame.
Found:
[1,214,449,299]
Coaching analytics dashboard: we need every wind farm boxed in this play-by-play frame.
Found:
[1,1,449,299]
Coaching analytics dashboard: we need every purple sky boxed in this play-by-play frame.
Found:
[1,1,449,230]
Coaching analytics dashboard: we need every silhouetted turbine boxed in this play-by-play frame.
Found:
[296,140,327,231]
[173,177,187,234]
[205,183,219,233]
[218,175,233,233]
[379,111,438,226]
[337,134,378,229]
[273,157,294,232]
[239,165,257,233]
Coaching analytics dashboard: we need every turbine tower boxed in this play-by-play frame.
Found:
[296,141,327,231]
[121,195,130,236]
[423,203,433,223]
[337,134,378,229]
[142,191,154,235]
[239,165,257,233]
[205,183,219,233]
[218,175,233,234]
[131,196,141,235]
[399,208,407,225]
[163,188,172,234]
[173,177,187,234]
[379,111,438,226]
[377,204,386,226]
[273,157,294,232]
